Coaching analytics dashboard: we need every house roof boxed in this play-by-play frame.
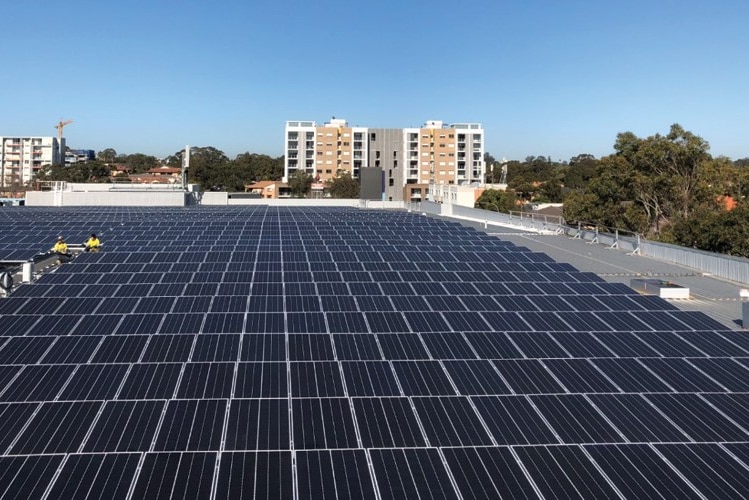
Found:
[147,166,181,174]
[246,181,286,189]
[129,174,178,184]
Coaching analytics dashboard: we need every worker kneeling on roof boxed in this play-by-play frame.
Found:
[85,233,101,252]
[52,236,72,264]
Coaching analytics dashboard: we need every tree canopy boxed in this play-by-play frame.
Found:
[288,169,312,197]
[326,172,360,198]
[475,188,517,213]
[559,124,749,255]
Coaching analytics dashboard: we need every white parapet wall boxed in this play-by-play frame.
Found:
[25,185,188,206]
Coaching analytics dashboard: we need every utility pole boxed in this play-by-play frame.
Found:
[181,145,190,190]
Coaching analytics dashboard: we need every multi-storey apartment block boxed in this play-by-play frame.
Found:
[284,119,484,202]
[0,136,63,187]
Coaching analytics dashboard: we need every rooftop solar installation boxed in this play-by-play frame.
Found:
[2,205,749,498]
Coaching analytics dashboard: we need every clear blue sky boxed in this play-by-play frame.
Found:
[3,0,748,162]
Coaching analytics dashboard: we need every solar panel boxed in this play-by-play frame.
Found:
[1,205,748,497]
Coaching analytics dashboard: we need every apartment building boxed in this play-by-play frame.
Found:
[285,118,368,183]
[284,119,484,202]
[0,136,63,186]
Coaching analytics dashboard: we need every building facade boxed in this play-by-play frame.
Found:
[284,119,484,202]
[0,136,63,187]
[65,149,95,164]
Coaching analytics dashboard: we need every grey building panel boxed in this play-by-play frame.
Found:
[360,167,384,201]
[368,128,406,202]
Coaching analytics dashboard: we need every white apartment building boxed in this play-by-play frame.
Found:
[284,119,485,201]
[0,136,63,186]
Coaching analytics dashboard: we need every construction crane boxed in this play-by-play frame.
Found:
[55,119,73,142]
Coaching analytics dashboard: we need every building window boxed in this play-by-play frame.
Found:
[370,133,376,141]
[376,151,380,158]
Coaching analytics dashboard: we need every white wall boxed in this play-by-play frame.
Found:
[25,191,187,206]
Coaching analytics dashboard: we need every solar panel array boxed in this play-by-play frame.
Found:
[2,206,749,499]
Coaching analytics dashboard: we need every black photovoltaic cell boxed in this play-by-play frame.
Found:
[443,446,539,500]
[589,358,674,392]
[587,444,702,499]
[516,445,621,498]
[91,335,148,363]
[531,394,626,444]
[0,455,65,499]
[214,452,293,499]
[0,314,39,336]
[191,334,240,361]
[235,362,287,398]
[352,397,425,447]
[46,453,140,500]
[392,361,456,396]
[141,335,194,362]
[633,331,705,357]
[154,399,226,451]
[412,396,493,446]
[296,450,377,499]
[341,361,400,396]
[472,395,559,445]
[493,359,565,394]
[334,335,382,360]
[0,337,55,364]
[225,399,289,450]
[646,394,749,441]
[10,401,102,454]
[1,364,76,402]
[681,330,749,356]
[40,335,103,364]
[118,363,182,399]
[58,364,129,400]
[543,358,620,393]
[289,334,335,361]
[688,357,749,391]
[370,448,459,500]
[507,331,568,358]
[592,331,663,357]
[589,394,689,442]
[131,452,216,499]
[291,361,345,397]
[291,398,358,449]
[0,403,40,453]
[656,443,749,497]
[85,400,165,452]
[378,334,429,361]
[462,331,523,359]
[420,332,477,359]
[639,358,726,392]
[1,206,747,498]
[241,334,285,361]
[177,362,234,399]
[442,360,512,395]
